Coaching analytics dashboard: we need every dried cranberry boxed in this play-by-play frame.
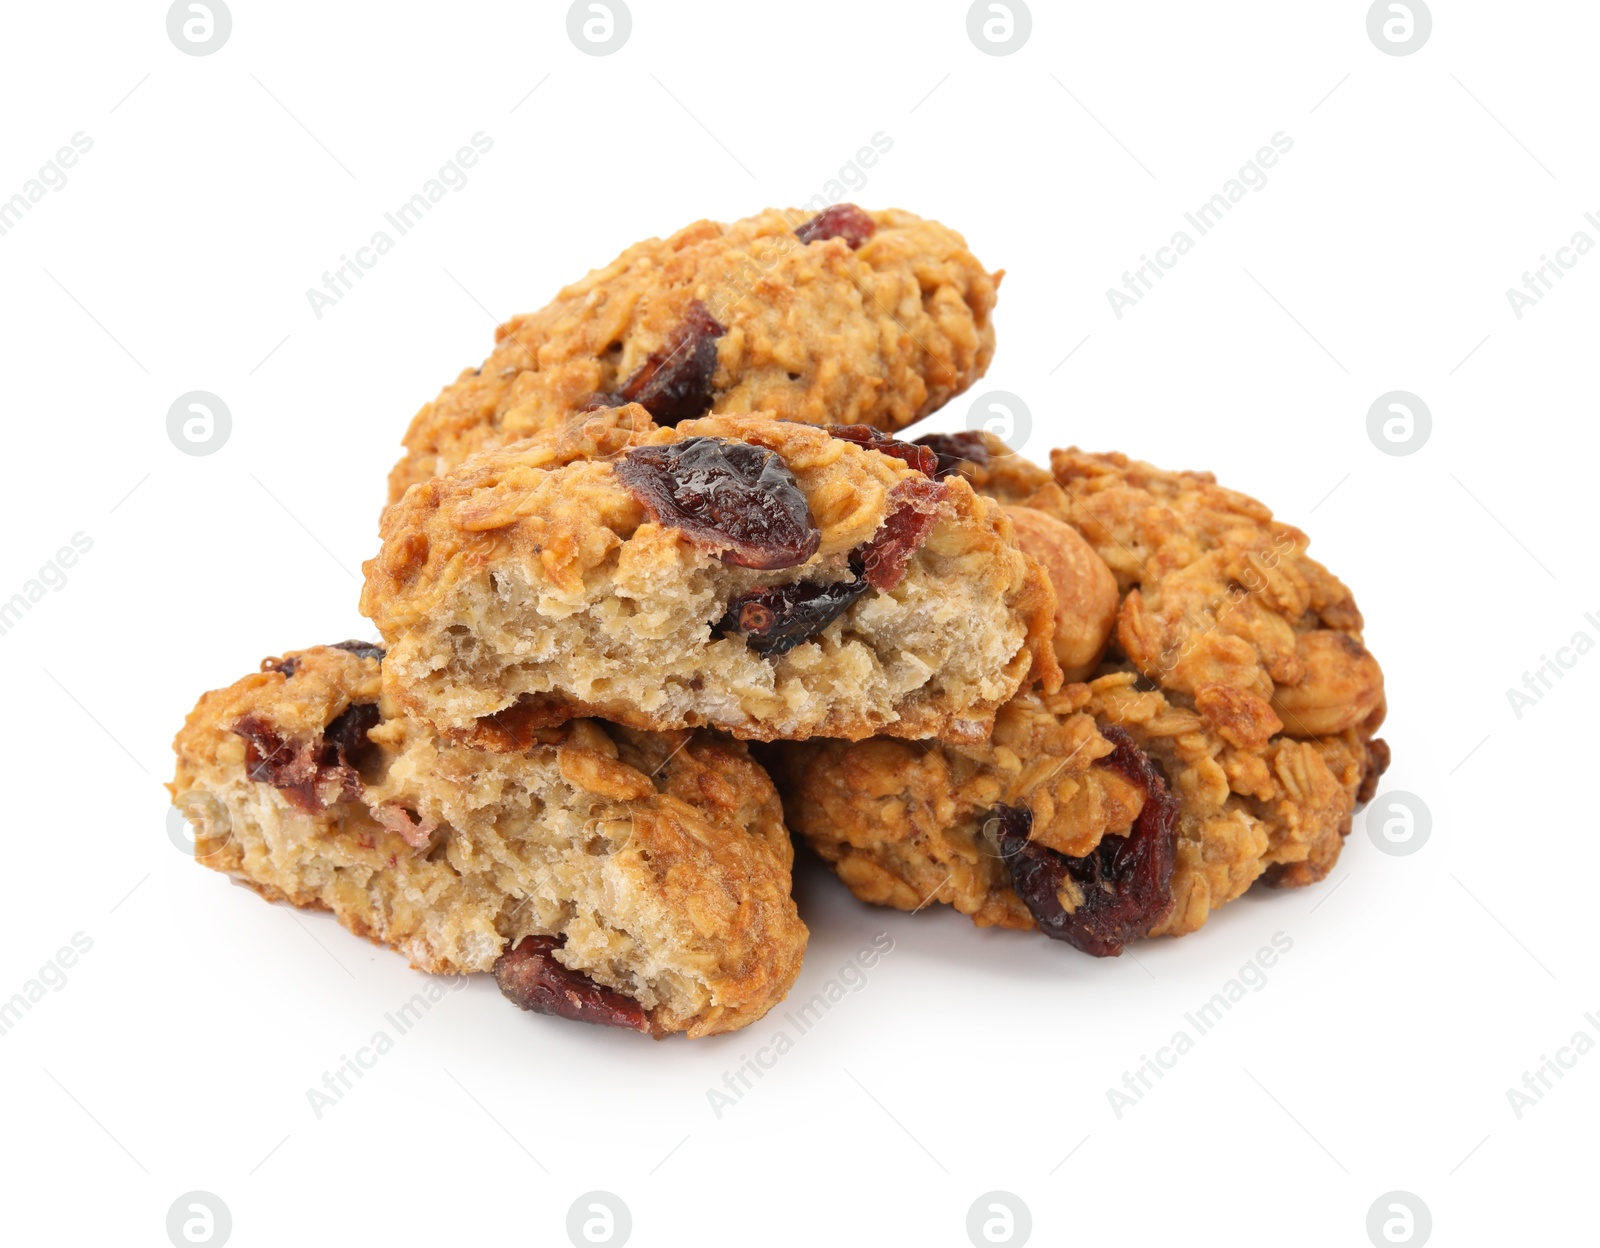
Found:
[716,577,871,656]
[492,935,652,1033]
[616,436,820,570]
[331,640,386,662]
[608,300,725,426]
[913,431,993,481]
[232,703,379,814]
[795,204,877,249]
[857,476,946,591]
[323,702,380,771]
[994,725,1178,957]
[233,715,294,788]
[830,425,938,477]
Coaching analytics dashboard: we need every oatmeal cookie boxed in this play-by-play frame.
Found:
[775,442,1390,952]
[362,410,1059,746]
[169,644,806,1038]
[388,205,1000,503]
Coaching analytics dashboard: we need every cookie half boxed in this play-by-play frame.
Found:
[169,644,806,1037]
[388,205,999,502]
[363,410,1060,745]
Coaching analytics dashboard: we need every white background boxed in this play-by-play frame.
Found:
[0,2,1593,1245]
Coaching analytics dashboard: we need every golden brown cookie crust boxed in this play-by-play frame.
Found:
[776,442,1390,948]
[169,645,807,1038]
[1038,448,1386,742]
[776,669,1381,945]
[363,411,1059,745]
[770,688,1138,932]
[388,207,999,503]
[1033,448,1390,905]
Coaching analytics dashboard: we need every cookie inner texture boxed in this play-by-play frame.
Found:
[204,715,756,1032]
[404,535,1026,742]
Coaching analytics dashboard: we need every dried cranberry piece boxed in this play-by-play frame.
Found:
[616,436,820,570]
[331,640,386,662]
[913,431,993,481]
[233,715,297,790]
[795,203,877,249]
[610,300,726,426]
[492,935,652,1033]
[857,476,946,591]
[994,725,1178,957]
[262,642,381,679]
[830,425,938,477]
[715,577,871,657]
[322,702,380,771]
[232,703,379,814]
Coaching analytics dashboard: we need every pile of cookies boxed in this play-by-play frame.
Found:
[170,204,1389,1038]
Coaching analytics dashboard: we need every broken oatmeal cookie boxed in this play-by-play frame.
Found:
[169,644,806,1037]
[363,409,1059,746]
